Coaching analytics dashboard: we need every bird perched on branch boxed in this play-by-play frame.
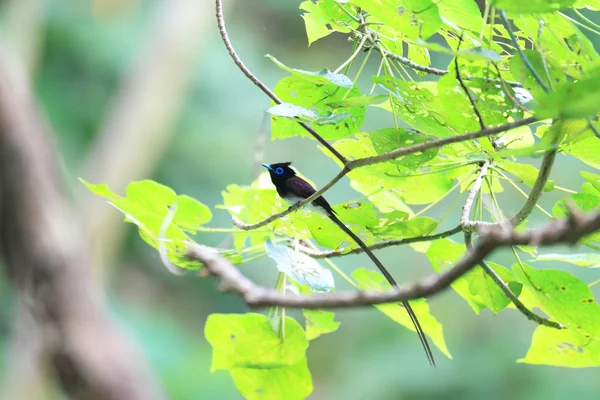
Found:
[262,161,435,366]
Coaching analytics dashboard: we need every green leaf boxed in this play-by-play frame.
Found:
[325,94,388,108]
[267,103,320,123]
[563,132,600,170]
[553,193,600,250]
[372,216,438,240]
[437,0,483,32]
[81,179,212,269]
[370,128,438,170]
[512,264,600,337]
[414,41,501,61]
[265,238,335,292]
[468,261,522,314]
[533,253,600,267]
[408,45,430,77]
[349,0,442,40]
[492,0,576,13]
[272,76,365,140]
[536,67,600,119]
[299,0,358,45]
[303,310,340,340]
[426,239,486,313]
[351,268,452,358]
[230,360,312,400]
[302,201,380,250]
[204,312,310,372]
[498,160,554,192]
[267,55,354,89]
[495,126,535,150]
[520,326,600,367]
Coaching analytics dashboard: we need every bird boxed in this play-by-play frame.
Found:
[262,161,435,366]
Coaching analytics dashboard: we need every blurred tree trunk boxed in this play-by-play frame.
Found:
[0,56,164,399]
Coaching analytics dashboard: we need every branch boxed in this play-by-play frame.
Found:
[480,259,561,329]
[300,226,462,258]
[464,233,561,329]
[500,11,549,93]
[215,0,347,164]
[232,116,538,230]
[190,207,600,309]
[460,161,490,229]
[454,48,485,130]
[352,31,522,87]
[493,63,529,112]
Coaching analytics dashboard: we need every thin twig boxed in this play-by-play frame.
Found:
[190,207,600,309]
[299,226,462,258]
[158,203,185,276]
[493,63,529,112]
[215,0,347,163]
[353,31,522,87]
[500,11,549,93]
[232,116,538,230]
[464,234,561,329]
[454,39,486,130]
[460,162,490,229]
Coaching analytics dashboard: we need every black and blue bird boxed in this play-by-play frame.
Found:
[262,161,435,366]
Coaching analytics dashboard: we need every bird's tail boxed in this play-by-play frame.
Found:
[327,212,436,367]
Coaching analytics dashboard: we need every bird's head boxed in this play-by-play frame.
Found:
[262,162,296,183]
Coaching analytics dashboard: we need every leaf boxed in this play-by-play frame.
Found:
[325,94,388,108]
[492,0,577,13]
[372,216,438,240]
[520,326,600,367]
[536,67,600,119]
[369,128,438,170]
[230,360,312,400]
[267,103,321,123]
[272,76,365,140]
[303,310,340,340]
[265,238,335,293]
[299,0,358,45]
[581,171,600,195]
[533,253,600,268]
[437,0,483,33]
[351,268,452,358]
[350,0,442,40]
[414,41,501,61]
[553,193,600,250]
[205,314,312,399]
[498,160,554,192]
[373,76,455,139]
[468,261,522,314]
[426,239,486,313]
[512,264,600,337]
[267,55,354,89]
[495,126,535,150]
[81,179,212,270]
[563,133,600,170]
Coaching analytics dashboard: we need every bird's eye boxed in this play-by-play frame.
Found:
[275,167,284,175]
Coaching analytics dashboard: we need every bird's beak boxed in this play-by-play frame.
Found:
[261,163,273,171]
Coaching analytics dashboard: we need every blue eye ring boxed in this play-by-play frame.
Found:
[275,167,284,175]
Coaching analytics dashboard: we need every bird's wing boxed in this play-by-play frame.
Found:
[286,176,335,215]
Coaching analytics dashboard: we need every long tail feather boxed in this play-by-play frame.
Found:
[327,212,436,367]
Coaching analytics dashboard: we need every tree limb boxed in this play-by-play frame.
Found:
[215,0,348,164]
[232,116,538,231]
[190,206,600,309]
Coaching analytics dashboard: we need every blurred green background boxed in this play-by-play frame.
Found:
[0,0,599,399]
